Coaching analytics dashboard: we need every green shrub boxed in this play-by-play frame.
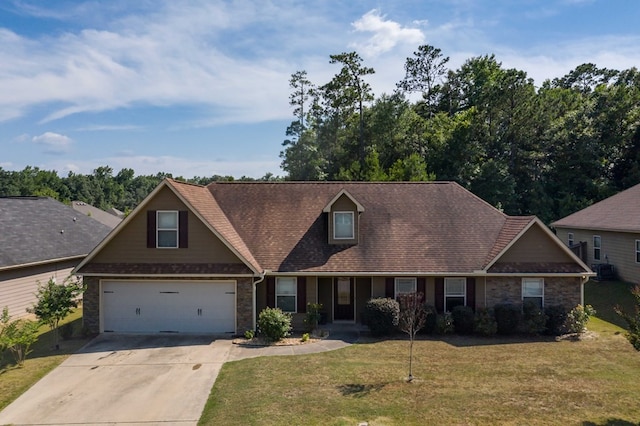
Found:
[494,303,522,335]
[436,312,454,335]
[301,332,310,342]
[544,304,568,336]
[244,329,255,340]
[421,305,438,334]
[0,307,39,367]
[564,304,596,334]
[257,307,292,342]
[615,285,640,351]
[364,298,399,336]
[521,301,547,335]
[474,308,497,336]
[451,305,475,334]
[304,303,323,332]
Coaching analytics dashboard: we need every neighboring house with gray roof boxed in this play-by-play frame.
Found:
[0,197,112,318]
[71,201,123,229]
[76,179,593,335]
[552,183,640,283]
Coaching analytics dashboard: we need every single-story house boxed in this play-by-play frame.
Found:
[552,182,640,283]
[75,179,593,335]
[0,197,112,318]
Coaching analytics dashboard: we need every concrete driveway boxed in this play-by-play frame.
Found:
[0,334,232,426]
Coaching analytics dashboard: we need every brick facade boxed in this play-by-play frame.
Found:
[82,276,100,334]
[485,276,582,308]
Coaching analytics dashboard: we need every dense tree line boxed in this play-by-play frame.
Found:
[0,166,278,213]
[280,46,640,223]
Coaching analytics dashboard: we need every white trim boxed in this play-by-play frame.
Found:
[394,277,417,297]
[322,189,365,213]
[73,179,261,275]
[156,210,179,249]
[444,277,466,312]
[593,235,602,261]
[333,211,355,240]
[484,217,592,273]
[567,232,574,247]
[275,276,297,313]
[522,277,544,308]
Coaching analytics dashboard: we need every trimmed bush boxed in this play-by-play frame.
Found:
[451,305,475,334]
[474,308,497,336]
[436,312,454,335]
[564,304,596,334]
[257,307,292,342]
[544,304,568,336]
[364,298,399,336]
[521,301,547,335]
[494,303,522,335]
[421,305,438,334]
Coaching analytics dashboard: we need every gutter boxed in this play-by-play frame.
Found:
[252,270,268,331]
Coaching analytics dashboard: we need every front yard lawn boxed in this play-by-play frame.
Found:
[584,279,637,329]
[201,319,640,425]
[0,309,91,411]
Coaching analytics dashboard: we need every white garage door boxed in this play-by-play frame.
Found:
[102,280,236,334]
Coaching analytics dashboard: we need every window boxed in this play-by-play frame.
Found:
[568,232,574,247]
[276,277,297,313]
[593,235,601,261]
[636,240,640,263]
[522,278,544,308]
[395,277,417,297]
[157,211,178,248]
[444,278,466,312]
[334,211,354,239]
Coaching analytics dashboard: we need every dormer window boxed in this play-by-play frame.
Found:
[157,211,179,248]
[334,211,354,239]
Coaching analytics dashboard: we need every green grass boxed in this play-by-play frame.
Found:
[584,279,637,328]
[0,309,92,411]
[200,282,640,425]
[200,323,640,425]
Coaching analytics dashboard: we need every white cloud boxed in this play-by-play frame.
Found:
[350,9,424,57]
[32,132,73,154]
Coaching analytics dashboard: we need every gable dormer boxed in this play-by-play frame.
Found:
[322,189,364,245]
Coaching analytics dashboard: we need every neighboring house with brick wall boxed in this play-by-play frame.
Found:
[0,197,112,319]
[552,183,640,284]
[75,179,593,335]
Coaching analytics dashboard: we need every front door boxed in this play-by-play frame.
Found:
[334,277,354,321]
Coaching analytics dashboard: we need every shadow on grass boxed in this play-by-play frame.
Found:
[337,382,387,398]
[0,318,91,371]
[582,419,639,426]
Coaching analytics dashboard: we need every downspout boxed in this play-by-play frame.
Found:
[252,270,268,331]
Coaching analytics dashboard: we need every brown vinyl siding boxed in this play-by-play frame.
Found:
[496,225,574,264]
[91,186,243,265]
[556,227,640,284]
[0,260,77,319]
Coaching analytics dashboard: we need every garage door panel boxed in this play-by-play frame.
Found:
[102,281,236,334]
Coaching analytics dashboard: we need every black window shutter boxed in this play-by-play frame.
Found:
[179,210,188,248]
[435,278,444,313]
[417,277,426,302]
[297,277,307,313]
[385,277,394,298]
[147,210,156,248]
[266,277,275,308]
[466,277,476,311]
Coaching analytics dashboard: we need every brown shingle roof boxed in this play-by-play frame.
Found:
[206,181,511,273]
[166,179,262,273]
[484,216,535,267]
[551,183,640,232]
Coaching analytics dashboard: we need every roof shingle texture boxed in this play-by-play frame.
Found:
[552,183,640,232]
[0,197,112,268]
[203,181,527,274]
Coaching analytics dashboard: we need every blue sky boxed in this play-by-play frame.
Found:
[2,0,640,179]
